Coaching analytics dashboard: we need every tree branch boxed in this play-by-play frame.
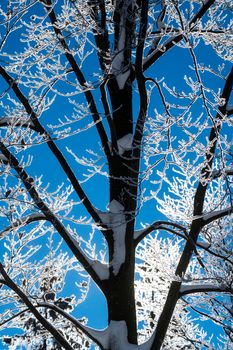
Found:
[0,213,48,239]
[0,117,37,130]
[179,283,231,297]
[134,221,187,246]
[0,65,108,235]
[193,67,233,215]
[143,0,215,71]
[0,265,73,350]
[87,0,110,73]
[202,206,233,226]
[0,299,108,349]
[41,0,111,161]
[100,80,118,152]
[211,168,233,179]
[0,142,106,291]
[38,302,108,350]
[151,66,233,350]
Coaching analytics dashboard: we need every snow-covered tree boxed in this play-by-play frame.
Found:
[0,0,232,349]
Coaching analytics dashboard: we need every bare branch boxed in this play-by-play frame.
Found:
[133,0,149,157]
[100,80,118,152]
[87,0,110,73]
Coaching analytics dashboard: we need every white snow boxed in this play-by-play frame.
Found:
[108,200,127,275]
[108,199,124,213]
[197,241,211,249]
[89,259,109,280]
[203,207,232,222]
[97,200,127,275]
[180,283,224,294]
[211,169,221,178]
[104,321,154,350]
[88,327,109,349]
[108,321,139,349]
[117,134,133,155]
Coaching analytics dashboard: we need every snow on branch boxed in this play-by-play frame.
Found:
[88,320,155,350]
[42,1,111,160]
[211,168,233,179]
[117,134,133,155]
[97,200,127,275]
[0,213,48,240]
[0,117,36,130]
[179,283,231,297]
[202,206,233,226]
[0,154,8,163]
[38,302,109,350]
[134,221,187,246]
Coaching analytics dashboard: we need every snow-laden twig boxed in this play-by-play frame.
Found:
[0,213,48,239]
[0,66,108,235]
[143,0,215,71]
[0,142,105,290]
[0,264,73,350]
[134,220,187,246]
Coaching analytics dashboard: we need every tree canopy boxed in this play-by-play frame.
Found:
[0,0,232,349]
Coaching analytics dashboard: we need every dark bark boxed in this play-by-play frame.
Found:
[105,249,137,344]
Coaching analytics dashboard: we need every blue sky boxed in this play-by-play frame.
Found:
[0,1,232,349]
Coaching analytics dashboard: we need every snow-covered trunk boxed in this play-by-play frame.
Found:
[104,122,139,347]
[105,151,139,347]
[104,5,139,345]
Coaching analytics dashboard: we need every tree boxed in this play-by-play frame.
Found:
[0,0,232,349]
